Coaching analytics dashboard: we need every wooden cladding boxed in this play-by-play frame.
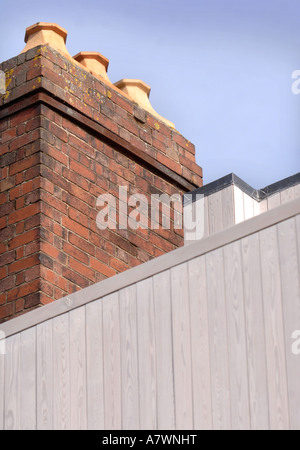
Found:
[0,199,300,429]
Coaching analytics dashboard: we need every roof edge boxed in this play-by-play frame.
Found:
[185,172,300,204]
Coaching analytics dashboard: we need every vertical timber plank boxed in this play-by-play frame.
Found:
[86,300,105,430]
[233,186,245,224]
[69,306,87,430]
[0,351,4,430]
[20,327,36,429]
[136,278,157,429]
[267,193,281,210]
[37,320,53,430]
[102,292,122,430]
[243,193,254,220]
[260,225,289,429]
[242,233,269,429]
[221,186,235,230]
[204,196,209,238]
[223,241,250,429]
[280,187,295,204]
[53,314,70,430]
[171,263,194,429]
[4,334,20,430]
[153,270,175,430]
[206,248,231,430]
[187,255,212,430]
[208,191,223,235]
[279,217,300,430]
[119,285,139,430]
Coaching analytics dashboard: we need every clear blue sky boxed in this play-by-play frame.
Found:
[1,0,300,188]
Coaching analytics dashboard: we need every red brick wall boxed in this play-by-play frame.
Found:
[0,105,41,318]
[0,45,203,322]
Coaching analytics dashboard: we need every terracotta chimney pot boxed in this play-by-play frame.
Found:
[114,79,175,129]
[73,52,110,83]
[21,22,72,59]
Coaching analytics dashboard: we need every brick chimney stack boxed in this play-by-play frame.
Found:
[0,23,203,322]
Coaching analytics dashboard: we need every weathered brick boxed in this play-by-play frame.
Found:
[62,266,90,288]
[68,232,95,257]
[62,216,89,240]
[0,303,14,320]
[8,254,39,274]
[90,257,116,277]
[9,152,40,175]
[63,241,89,265]
[7,279,40,302]
[8,203,40,225]
[0,43,203,323]
[1,127,17,143]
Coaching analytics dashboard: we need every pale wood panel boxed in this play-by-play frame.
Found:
[0,325,5,430]
[203,196,209,238]
[170,263,193,429]
[259,199,268,214]
[183,195,205,243]
[241,233,269,429]
[280,187,295,204]
[254,199,267,216]
[233,186,245,224]
[208,190,223,234]
[0,354,4,430]
[136,278,157,429]
[253,199,261,217]
[69,306,87,430]
[153,270,175,430]
[102,292,122,430]
[119,285,139,430]
[4,334,20,430]
[223,241,250,430]
[206,248,231,430]
[221,186,235,230]
[183,201,195,244]
[1,207,300,430]
[187,256,212,430]
[2,200,300,341]
[85,300,105,430]
[267,192,281,210]
[278,217,300,430]
[243,193,254,220]
[260,226,290,429]
[37,320,53,430]
[20,327,36,429]
[52,314,70,430]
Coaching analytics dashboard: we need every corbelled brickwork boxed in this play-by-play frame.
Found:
[0,32,203,322]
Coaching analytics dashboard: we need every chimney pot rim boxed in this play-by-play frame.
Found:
[114,79,151,96]
[24,22,68,43]
[73,51,109,70]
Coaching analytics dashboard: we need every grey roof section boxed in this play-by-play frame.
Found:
[184,172,300,205]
